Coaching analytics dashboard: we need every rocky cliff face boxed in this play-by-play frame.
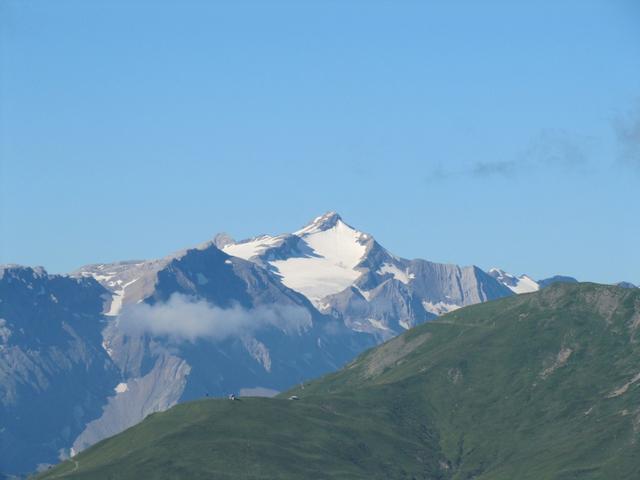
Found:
[0,266,119,475]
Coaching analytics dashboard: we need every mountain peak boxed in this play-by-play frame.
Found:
[488,267,539,294]
[212,232,235,249]
[295,211,345,235]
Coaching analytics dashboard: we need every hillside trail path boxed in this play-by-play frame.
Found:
[430,320,493,328]
[47,459,79,478]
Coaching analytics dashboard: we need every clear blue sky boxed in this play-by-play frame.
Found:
[1,0,639,284]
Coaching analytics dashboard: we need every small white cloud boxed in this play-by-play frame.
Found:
[117,294,311,342]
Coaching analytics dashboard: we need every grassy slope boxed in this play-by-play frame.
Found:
[38,283,640,479]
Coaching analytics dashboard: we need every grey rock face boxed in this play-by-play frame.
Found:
[71,353,190,453]
[322,257,513,338]
[0,266,119,475]
[212,233,235,249]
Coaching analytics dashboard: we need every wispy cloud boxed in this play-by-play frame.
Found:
[428,129,592,181]
[520,129,590,172]
[117,294,311,342]
[613,103,640,169]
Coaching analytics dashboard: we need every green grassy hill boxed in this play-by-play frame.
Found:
[37,283,640,479]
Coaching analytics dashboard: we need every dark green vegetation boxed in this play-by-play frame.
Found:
[37,283,640,479]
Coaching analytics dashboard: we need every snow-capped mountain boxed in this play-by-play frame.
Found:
[222,212,373,305]
[0,211,516,476]
[488,268,540,294]
[489,269,586,293]
[223,212,513,336]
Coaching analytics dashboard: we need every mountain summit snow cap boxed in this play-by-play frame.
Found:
[295,211,346,236]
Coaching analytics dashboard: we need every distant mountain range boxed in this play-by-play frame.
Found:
[488,268,581,293]
[0,212,635,476]
[37,283,640,480]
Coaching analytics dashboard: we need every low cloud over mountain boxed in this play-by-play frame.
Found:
[117,294,311,342]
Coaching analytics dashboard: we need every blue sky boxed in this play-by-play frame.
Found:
[1,0,639,284]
